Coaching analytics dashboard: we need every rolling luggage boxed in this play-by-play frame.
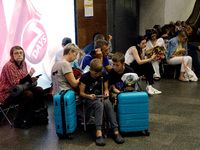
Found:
[117,91,150,136]
[53,90,77,139]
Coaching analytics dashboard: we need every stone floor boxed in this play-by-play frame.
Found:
[0,77,200,150]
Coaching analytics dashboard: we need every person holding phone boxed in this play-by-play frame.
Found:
[0,46,45,129]
[166,31,192,81]
[80,59,124,146]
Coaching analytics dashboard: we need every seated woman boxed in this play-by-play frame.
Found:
[161,25,172,44]
[165,31,192,82]
[0,46,45,129]
[125,36,162,95]
[51,43,80,96]
[146,29,166,81]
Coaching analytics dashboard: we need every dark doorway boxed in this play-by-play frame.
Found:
[107,0,139,53]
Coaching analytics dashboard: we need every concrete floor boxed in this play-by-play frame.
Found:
[0,77,200,150]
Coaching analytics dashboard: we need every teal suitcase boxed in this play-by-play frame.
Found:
[53,90,77,139]
[117,91,150,136]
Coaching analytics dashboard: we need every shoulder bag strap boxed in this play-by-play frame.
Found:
[182,56,188,71]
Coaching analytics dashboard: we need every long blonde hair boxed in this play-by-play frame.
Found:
[177,31,188,47]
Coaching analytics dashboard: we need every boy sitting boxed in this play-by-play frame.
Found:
[80,58,124,146]
[109,52,134,100]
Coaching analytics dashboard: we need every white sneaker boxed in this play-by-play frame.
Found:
[146,85,162,95]
[146,85,155,95]
[151,87,162,94]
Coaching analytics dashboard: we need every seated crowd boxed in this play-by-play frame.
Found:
[50,21,200,145]
[1,20,200,147]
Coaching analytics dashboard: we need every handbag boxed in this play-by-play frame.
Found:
[182,57,198,81]
[145,46,165,61]
[174,51,183,56]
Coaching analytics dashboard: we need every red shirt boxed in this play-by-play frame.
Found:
[0,60,28,104]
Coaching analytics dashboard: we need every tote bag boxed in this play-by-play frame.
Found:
[182,57,198,81]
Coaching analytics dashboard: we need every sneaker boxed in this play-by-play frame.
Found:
[151,87,162,94]
[96,136,106,146]
[114,134,124,144]
[146,85,162,95]
[146,85,155,95]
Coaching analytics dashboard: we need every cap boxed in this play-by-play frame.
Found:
[62,37,72,46]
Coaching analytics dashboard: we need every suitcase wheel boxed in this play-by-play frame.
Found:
[68,133,73,140]
[144,130,150,136]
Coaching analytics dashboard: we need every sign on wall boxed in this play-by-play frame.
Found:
[84,0,93,17]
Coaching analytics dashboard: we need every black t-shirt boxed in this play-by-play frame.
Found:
[80,71,108,95]
[109,65,134,90]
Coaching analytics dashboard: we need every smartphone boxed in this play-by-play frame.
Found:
[95,95,102,98]
[36,74,42,78]
[95,95,106,98]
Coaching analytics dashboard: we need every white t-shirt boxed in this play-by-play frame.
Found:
[146,38,166,50]
[125,46,136,65]
[51,59,73,96]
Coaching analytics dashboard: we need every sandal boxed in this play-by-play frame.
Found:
[153,77,160,81]
[142,76,146,80]
[114,134,124,144]
[96,136,106,146]
[179,77,189,82]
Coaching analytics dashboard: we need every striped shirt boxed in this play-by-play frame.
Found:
[0,61,28,104]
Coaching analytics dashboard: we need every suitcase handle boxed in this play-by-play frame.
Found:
[59,90,65,95]
[60,90,69,136]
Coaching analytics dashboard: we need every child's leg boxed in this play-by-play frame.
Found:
[86,99,104,133]
[104,98,124,144]
[86,99,106,146]
[104,98,118,132]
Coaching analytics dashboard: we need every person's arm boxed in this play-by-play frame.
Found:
[105,64,112,72]
[172,49,187,57]
[141,47,146,60]
[132,47,155,65]
[104,81,109,98]
[19,74,32,84]
[80,82,96,100]
[94,48,103,61]
[65,72,80,88]
[19,67,36,84]
[112,84,120,94]
[108,35,113,53]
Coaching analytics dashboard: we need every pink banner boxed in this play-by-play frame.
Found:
[0,0,75,89]
[0,0,47,70]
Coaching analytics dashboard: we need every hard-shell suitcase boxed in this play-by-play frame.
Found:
[53,90,77,139]
[117,91,150,136]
